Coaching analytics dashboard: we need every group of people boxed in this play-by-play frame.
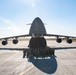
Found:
[23,37,55,58]
[30,47,55,58]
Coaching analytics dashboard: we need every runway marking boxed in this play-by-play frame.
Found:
[0,51,19,66]
[19,65,34,75]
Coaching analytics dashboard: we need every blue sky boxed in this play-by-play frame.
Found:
[0,0,76,38]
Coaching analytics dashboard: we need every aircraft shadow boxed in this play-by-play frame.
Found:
[0,47,76,74]
[29,56,57,74]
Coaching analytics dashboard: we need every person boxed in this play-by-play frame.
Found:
[52,49,57,57]
[23,51,26,58]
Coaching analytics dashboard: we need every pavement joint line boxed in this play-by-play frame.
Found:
[0,51,19,66]
[19,65,34,75]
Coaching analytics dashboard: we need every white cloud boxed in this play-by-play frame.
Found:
[0,27,11,30]
[0,17,15,26]
[29,0,36,7]
[0,17,26,35]
[17,0,36,8]
[32,1,35,7]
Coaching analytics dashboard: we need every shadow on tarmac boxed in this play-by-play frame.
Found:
[29,56,57,74]
[0,46,76,74]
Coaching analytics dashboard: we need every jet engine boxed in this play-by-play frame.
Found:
[56,37,62,43]
[66,38,72,44]
[2,40,8,45]
[13,38,18,44]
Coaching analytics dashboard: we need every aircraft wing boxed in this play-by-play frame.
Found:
[0,34,31,40]
[44,34,76,38]
[0,48,30,52]
[0,33,76,40]
[53,47,76,50]
[0,34,31,45]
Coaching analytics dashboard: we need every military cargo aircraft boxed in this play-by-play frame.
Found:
[0,17,76,59]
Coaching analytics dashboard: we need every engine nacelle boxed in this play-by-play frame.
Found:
[66,38,72,44]
[56,37,62,43]
[13,38,18,44]
[2,40,8,45]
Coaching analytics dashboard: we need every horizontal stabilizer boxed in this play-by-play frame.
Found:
[26,23,32,25]
[26,23,47,25]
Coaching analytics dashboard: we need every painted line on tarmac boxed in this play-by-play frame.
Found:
[19,65,34,75]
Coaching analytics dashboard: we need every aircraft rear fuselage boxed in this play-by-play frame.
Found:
[29,17,47,48]
[29,17,46,36]
[26,17,55,58]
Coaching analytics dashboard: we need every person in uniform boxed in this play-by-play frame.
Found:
[23,51,26,58]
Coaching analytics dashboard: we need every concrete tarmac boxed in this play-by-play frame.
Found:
[0,40,76,75]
